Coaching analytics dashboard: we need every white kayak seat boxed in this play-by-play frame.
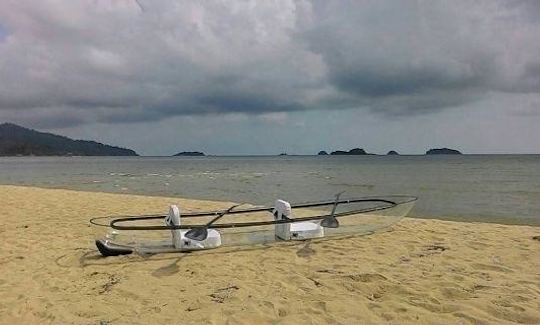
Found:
[273,199,324,240]
[166,205,183,248]
[166,205,222,250]
[180,229,221,251]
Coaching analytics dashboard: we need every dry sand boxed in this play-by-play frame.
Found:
[0,185,539,324]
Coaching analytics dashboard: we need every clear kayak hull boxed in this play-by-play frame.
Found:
[91,195,416,256]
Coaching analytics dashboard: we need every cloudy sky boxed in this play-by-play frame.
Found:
[1,0,539,155]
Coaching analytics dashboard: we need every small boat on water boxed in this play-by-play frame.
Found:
[90,193,417,256]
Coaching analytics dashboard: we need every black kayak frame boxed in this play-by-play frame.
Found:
[90,196,417,232]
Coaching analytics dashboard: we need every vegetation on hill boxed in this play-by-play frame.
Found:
[0,123,138,156]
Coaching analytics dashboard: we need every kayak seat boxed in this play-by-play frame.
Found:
[289,221,324,240]
[167,205,222,251]
[273,199,324,240]
[179,229,221,250]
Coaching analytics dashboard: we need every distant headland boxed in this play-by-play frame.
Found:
[426,148,462,155]
[0,123,138,156]
[173,151,205,156]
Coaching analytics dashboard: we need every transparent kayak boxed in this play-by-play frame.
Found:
[90,195,417,256]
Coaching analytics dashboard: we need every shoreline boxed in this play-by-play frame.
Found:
[1,183,538,227]
[1,185,539,324]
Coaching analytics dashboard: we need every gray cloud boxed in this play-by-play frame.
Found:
[0,0,539,128]
[302,2,509,113]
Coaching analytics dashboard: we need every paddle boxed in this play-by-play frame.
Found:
[184,203,243,241]
[320,191,345,228]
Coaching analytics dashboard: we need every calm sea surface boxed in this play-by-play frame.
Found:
[1,155,539,226]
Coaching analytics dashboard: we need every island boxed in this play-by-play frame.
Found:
[173,151,205,156]
[331,148,369,155]
[426,148,462,155]
[0,123,138,156]
[317,151,328,155]
[387,150,399,155]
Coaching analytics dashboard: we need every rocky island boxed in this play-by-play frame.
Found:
[331,148,369,155]
[0,123,138,156]
[387,150,399,155]
[426,148,462,155]
[317,151,328,155]
[173,151,205,156]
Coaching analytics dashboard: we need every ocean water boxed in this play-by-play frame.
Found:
[0,155,539,226]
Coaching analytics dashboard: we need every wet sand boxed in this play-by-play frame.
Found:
[0,185,539,324]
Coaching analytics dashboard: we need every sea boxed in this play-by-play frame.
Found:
[0,155,539,226]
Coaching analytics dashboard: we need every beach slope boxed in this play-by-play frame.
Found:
[0,185,538,324]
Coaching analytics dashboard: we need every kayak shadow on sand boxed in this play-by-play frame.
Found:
[55,241,285,269]
[296,241,316,259]
[151,256,185,277]
[55,231,377,269]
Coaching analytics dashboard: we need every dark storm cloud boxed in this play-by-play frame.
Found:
[328,65,489,98]
[0,0,539,128]
[300,1,512,114]
[196,93,305,113]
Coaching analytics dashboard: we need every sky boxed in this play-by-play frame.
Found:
[0,0,539,155]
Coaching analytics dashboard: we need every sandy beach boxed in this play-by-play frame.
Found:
[0,185,539,324]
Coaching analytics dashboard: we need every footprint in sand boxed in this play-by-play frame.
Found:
[208,285,239,303]
[345,273,388,283]
[472,263,513,273]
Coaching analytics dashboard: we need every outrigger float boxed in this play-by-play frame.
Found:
[90,193,417,256]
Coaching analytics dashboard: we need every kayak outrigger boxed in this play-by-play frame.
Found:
[90,193,417,256]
